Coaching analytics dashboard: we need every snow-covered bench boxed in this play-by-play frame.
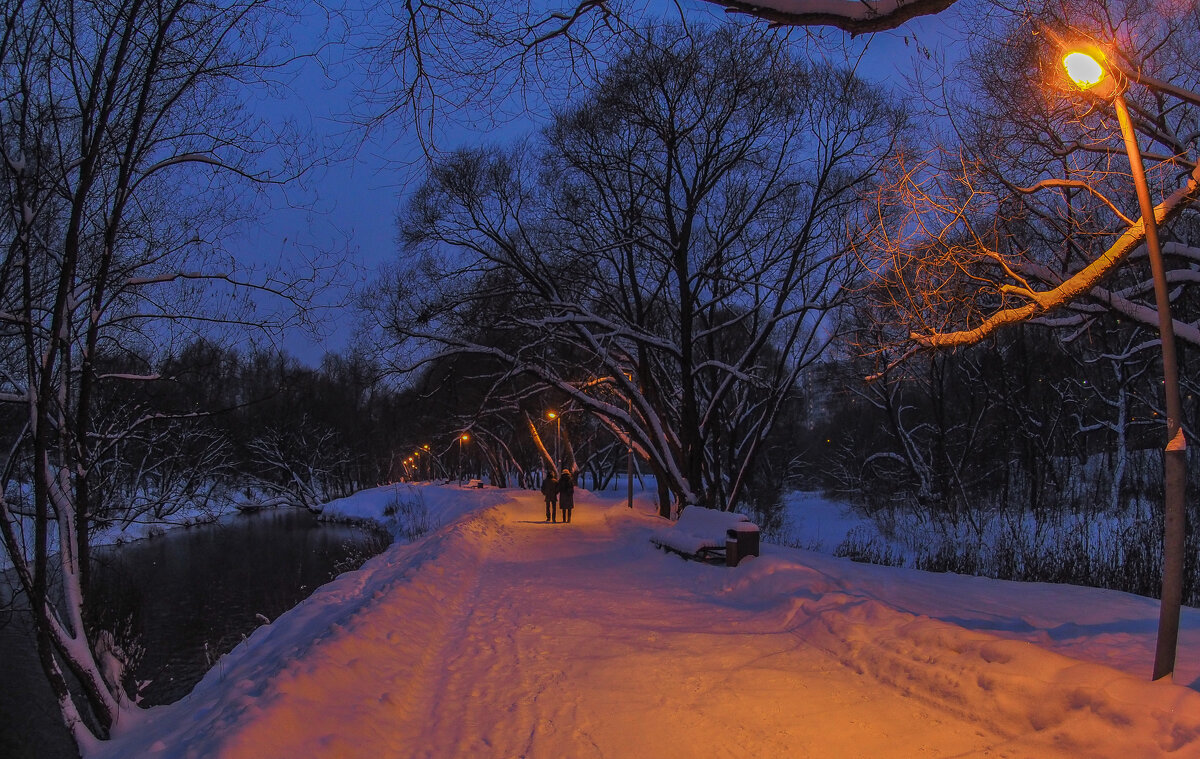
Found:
[650,506,760,566]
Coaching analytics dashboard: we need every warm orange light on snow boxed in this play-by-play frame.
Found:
[1063,51,1106,89]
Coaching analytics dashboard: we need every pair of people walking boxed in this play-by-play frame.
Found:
[541,468,574,523]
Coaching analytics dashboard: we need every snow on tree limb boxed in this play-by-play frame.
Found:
[710,0,958,32]
[911,162,1200,349]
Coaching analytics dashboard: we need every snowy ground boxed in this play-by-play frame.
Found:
[89,484,1200,758]
[774,491,871,552]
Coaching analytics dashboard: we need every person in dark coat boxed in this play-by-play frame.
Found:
[557,468,575,523]
[541,470,558,522]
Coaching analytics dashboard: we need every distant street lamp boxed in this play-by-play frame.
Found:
[547,411,560,470]
[459,433,469,483]
[421,444,436,481]
[1063,47,1188,681]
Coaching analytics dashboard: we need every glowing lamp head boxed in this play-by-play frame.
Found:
[461,434,469,442]
[1063,52,1105,88]
[547,411,557,420]
[1062,50,1118,97]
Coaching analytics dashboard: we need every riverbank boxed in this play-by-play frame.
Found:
[2,508,391,759]
[89,484,1200,758]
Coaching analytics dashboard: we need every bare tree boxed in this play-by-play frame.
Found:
[373,24,904,516]
[246,421,353,511]
[0,0,314,746]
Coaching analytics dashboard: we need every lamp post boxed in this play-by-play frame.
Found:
[547,411,560,470]
[1063,48,1188,681]
[627,400,634,509]
[623,373,634,509]
[459,434,469,483]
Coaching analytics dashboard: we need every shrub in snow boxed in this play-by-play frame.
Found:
[834,525,905,567]
[87,617,144,704]
[385,491,437,543]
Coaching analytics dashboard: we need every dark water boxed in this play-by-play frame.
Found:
[0,508,390,759]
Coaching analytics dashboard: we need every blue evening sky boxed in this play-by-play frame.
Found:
[238,2,964,365]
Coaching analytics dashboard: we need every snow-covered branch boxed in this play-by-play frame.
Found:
[913,163,1200,349]
[709,0,957,32]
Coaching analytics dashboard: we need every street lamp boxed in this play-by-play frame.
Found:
[421,444,442,481]
[1063,47,1188,682]
[458,434,469,483]
[547,411,560,470]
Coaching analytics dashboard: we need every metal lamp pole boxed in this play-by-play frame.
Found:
[623,373,634,509]
[1064,50,1188,681]
[627,396,634,509]
[548,411,559,470]
[459,434,469,484]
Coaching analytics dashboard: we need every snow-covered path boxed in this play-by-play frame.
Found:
[92,487,1200,758]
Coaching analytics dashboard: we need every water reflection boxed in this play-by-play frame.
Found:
[0,508,389,759]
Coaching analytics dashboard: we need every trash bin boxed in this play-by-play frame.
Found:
[726,523,760,567]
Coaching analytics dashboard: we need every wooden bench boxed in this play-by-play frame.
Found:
[650,506,760,566]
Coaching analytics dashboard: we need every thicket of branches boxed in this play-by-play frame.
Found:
[370,23,905,518]
[797,321,1199,605]
[803,324,1198,517]
[80,340,410,520]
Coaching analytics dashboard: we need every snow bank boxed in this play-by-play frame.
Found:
[318,482,511,541]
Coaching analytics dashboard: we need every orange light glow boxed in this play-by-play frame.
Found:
[547,411,557,420]
[461,434,469,441]
[1062,51,1106,89]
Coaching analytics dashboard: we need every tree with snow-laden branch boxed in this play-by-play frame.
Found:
[709,0,958,32]
[853,0,1199,681]
[372,24,905,516]
[0,0,317,748]
[857,1,1200,362]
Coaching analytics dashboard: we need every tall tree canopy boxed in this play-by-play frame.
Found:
[372,23,905,515]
